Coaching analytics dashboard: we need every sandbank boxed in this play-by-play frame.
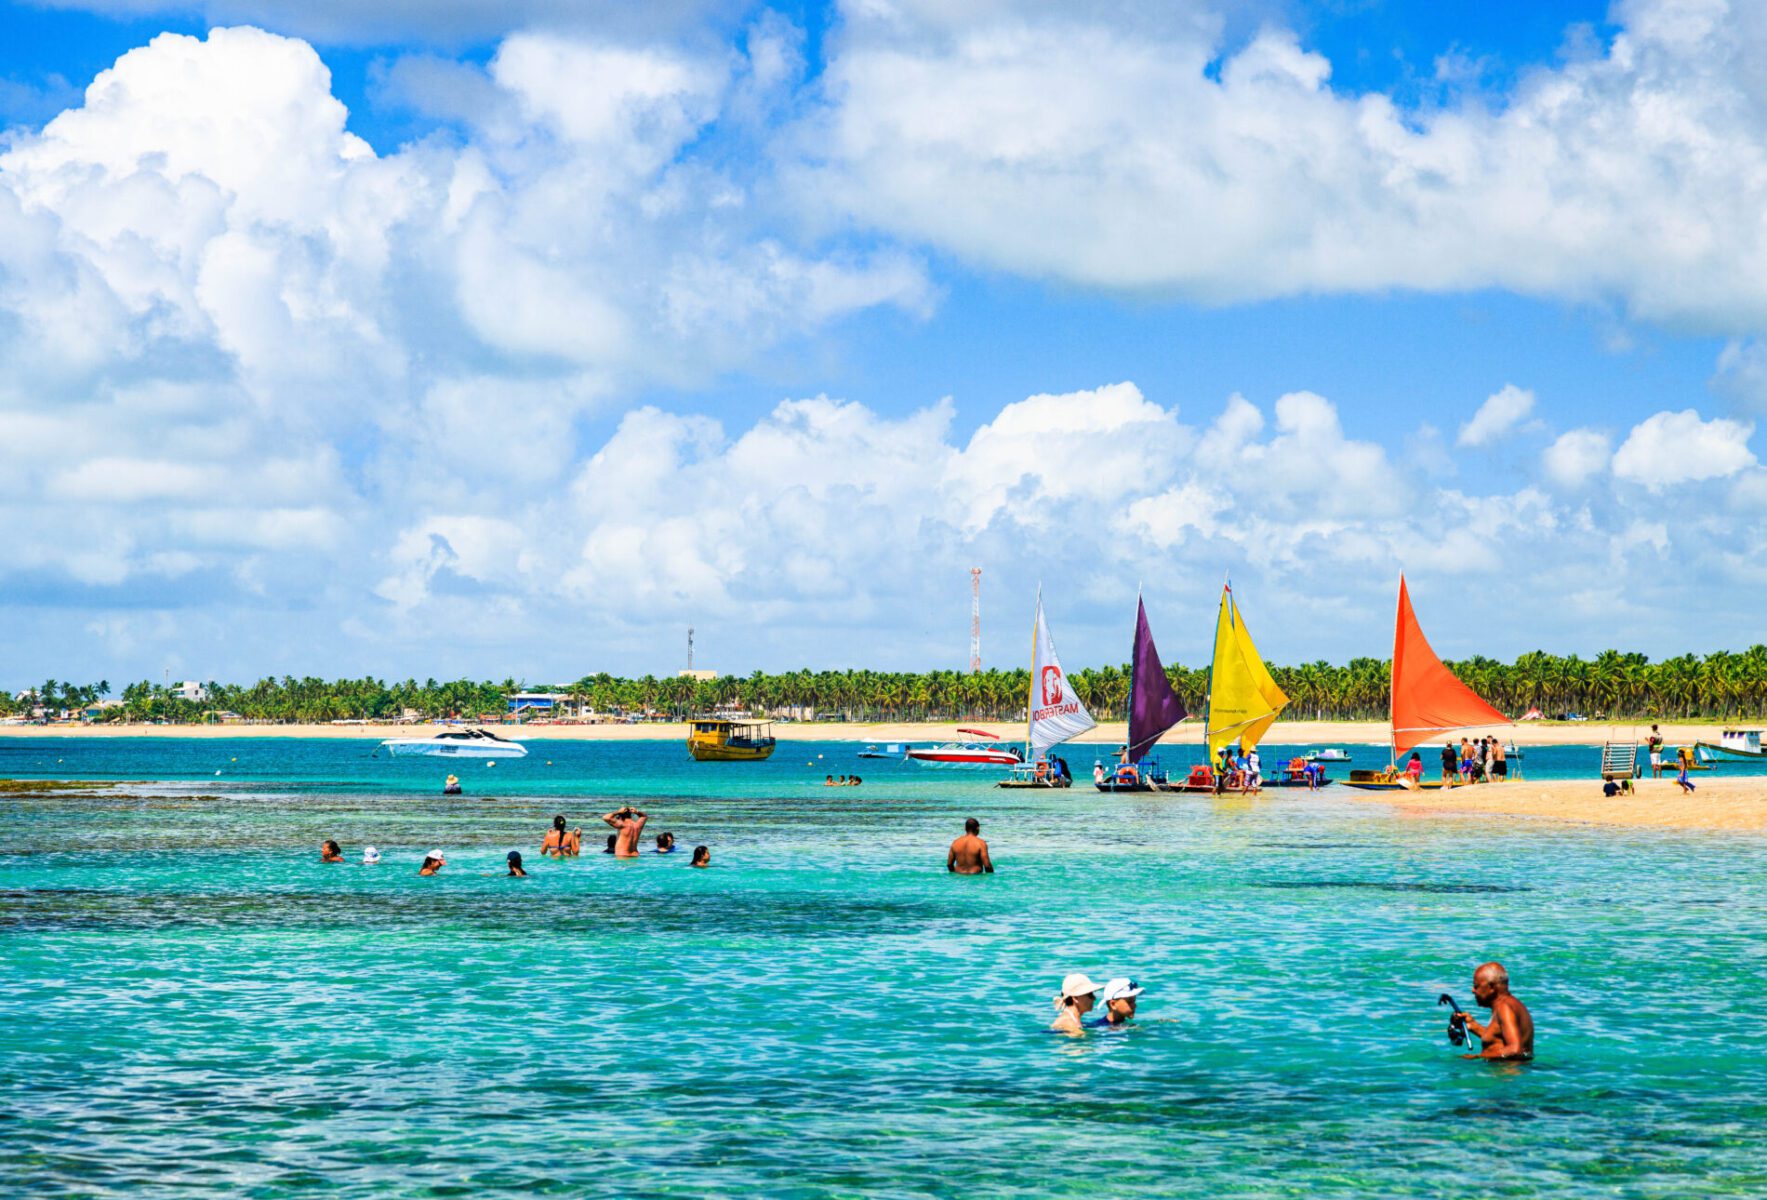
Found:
[1340,774,1767,834]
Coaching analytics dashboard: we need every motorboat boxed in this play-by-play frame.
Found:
[379,728,529,758]
[858,743,907,759]
[907,729,1023,768]
[1307,748,1351,762]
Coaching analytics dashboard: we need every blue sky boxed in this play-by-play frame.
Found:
[1,0,1764,685]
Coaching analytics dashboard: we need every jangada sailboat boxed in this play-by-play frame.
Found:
[1345,575,1510,790]
[999,592,1097,788]
[1095,596,1187,792]
[1168,583,1297,793]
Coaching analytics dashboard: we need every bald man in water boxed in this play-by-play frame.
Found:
[947,817,994,875]
[1459,961,1534,1061]
[601,806,648,858]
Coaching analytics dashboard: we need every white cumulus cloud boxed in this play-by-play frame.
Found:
[1458,384,1536,448]
[1612,409,1756,489]
[1542,428,1615,488]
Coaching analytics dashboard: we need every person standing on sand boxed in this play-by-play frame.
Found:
[1649,724,1665,778]
[1455,962,1534,1061]
[1493,740,1507,781]
[1440,742,1457,785]
[602,806,648,857]
[947,818,994,874]
[1676,758,1696,794]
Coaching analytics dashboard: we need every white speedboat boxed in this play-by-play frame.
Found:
[1307,748,1351,762]
[379,728,529,759]
[906,728,1023,768]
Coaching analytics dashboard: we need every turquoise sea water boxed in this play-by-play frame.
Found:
[3,737,1766,1198]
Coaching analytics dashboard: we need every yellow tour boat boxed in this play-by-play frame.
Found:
[686,718,777,762]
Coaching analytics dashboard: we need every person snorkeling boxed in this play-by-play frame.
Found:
[1453,961,1534,1061]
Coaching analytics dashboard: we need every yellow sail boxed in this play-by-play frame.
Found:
[1205,586,1289,757]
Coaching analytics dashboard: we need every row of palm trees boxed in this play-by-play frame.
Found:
[11,646,1767,724]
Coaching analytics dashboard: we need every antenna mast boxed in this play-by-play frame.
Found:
[969,567,982,674]
[687,627,694,672]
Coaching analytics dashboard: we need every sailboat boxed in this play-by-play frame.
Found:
[1345,575,1511,790]
[999,592,1097,788]
[1170,583,1307,792]
[1095,596,1188,792]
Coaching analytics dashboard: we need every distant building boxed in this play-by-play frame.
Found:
[679,669,716,682]
[171,681,208,702]
[506,692,584,717]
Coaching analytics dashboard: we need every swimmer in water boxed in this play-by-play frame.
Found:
[506,851,527,877]
[603,834,617,854]
[655,832,676,854]
[320,840,343,863]
[1097,978,1143,1026]
[418,850,446,876]
[601,806,648,858]
[947,817,994,874]
[1456,961,1534,1061]
[542,815,581,858]
[690,845,710,868]
[1050,973,1100,1035]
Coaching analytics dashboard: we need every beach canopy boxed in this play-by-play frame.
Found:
[1206,584,1288,758]
[1128,597,1187,761]
[1390,575,1509,754]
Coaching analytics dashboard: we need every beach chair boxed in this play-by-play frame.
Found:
[1600,741,1639,794]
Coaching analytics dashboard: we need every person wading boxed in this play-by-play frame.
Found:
[947,818,994,874]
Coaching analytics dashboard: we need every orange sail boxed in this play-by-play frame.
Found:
[1390,575,1508,754]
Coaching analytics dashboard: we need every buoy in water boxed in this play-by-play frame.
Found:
[214,770,222,776]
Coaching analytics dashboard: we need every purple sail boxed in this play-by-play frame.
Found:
[1128,597,1187,761]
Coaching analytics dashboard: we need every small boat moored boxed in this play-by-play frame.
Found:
[858,743,906,760]
[1696,729,1765,759]
[1307,748,1351,762]
[687,718,777,762]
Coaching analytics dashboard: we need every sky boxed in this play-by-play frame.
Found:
[2,0,1765,686]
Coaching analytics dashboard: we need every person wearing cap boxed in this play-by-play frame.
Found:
[1097,978,1144,1026]
[506,851,527,877]
[542,815,582,858]
[418,851,446,876]
[1051,973,1100,1034]
[601,806,648,858]
[947,817,993,875]
[362,846,381,865]
[320,840,344,863]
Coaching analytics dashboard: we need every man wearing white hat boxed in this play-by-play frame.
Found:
[1050,973,1101,1034]
[1098,978,1144,1026]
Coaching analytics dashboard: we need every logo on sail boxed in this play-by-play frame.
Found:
[1041,665,1064,706]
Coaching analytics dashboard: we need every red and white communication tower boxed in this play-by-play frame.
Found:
[968,567,982,674]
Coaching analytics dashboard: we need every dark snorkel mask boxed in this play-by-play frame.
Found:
[1438,993,1468,1047]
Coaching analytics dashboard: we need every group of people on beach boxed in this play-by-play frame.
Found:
[317,806,711,874]
[1397,736,1508,784]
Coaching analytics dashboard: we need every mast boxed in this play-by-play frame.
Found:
[1205,575,1228,757]
[1025,587,1039,761]
[1390,573,1403,770]
[1127,586,1140,763]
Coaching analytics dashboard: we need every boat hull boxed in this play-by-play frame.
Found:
[382,741,528,759]
[688,742,776,762]
[907,752,1021,768]
[1695,741,1765,759]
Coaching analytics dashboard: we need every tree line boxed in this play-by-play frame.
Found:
[8,646,1767,724]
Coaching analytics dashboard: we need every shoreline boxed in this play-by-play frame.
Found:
[0,718,1730,746]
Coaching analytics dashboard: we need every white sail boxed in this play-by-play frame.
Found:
[1027,596,1096,757]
